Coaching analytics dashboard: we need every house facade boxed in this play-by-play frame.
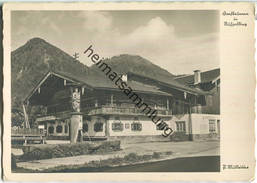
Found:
[174,68,220,140]
[22,67,220,143]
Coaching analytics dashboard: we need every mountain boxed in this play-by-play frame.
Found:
[91,54,175,80]
[11,38,176,126]
[11,37,89,109]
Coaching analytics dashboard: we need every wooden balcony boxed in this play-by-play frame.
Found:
[36,104,172,121]
[36,110,72,122]
[84,106,172,117]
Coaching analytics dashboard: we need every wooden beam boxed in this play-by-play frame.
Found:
[212,76,220,84]
[24,72,51,103]
[82,87,85,95]
[184,92,187,99]
[24,71,92,105]
[111,95,113,106]
[51,72,79,84]
[22,104,30,129]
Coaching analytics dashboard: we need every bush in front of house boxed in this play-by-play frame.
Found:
[124,152,162,163]
[19,140,121,161]
[124,153,138,162]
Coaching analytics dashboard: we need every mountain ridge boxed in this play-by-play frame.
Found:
[90,54,175,80]
[11,37,176,125]
[11,37,89,108]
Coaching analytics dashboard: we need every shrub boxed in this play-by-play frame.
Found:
[18,141,121,161]
[124,153,138,162]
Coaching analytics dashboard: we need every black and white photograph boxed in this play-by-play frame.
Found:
[3,3,255,181]
[9,9,221,173]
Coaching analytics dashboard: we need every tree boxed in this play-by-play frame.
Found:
[11,109,24,127]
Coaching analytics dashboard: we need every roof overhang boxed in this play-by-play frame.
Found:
[128,72,207,96]
[23,71,93,104]
[94,87,173,97]
[211,76,220,84]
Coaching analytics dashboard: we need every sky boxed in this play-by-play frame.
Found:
[11,10,219,75]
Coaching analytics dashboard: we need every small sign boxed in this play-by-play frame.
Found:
[38,125,44,129]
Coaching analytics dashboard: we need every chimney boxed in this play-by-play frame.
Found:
[194,70,201,85]
[121,74,127,82]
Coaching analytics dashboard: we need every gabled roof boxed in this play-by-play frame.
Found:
[54,69,172,96]
[25,64,213,103]
[175,68,220,85]
[24,69,173,103]
[128,71,208,95]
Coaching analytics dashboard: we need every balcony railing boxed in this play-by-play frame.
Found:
[36,104,172,122]
[83,106,172,116]
[11,128,44,136]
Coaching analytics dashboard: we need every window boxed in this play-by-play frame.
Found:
[176,121,186,132]
[131,123,142,131]
[217,120,220,134]
[112,122,123,131]
[125,123,130,129]
[56,125,63,133]
[83,123,88,132]
[65,125,68,133]
[48,126,54,134]
[209,120,216,133]
[94,123,103,132]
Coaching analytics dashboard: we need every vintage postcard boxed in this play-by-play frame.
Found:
[2,2,255,182]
